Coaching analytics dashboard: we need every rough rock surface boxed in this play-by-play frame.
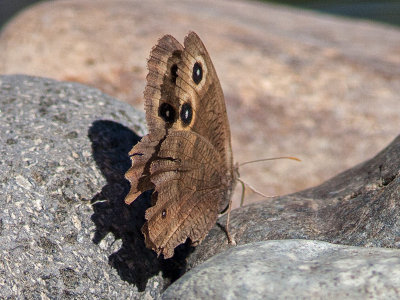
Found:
[1,0,399,207]
[164,240,400,299]
[0,75,165,298]
[1,75,400,299]
[189,132,400,268]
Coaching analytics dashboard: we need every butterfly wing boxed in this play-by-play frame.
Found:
[128,130,227,258]
[177,32,234,177]
[143,34,183,133]
[125,32,235,258]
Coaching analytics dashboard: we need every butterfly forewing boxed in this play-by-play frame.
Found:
[144,35,183,132]
[125,32,235,259]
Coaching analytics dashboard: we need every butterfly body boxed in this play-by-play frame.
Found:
[125,32,235,259]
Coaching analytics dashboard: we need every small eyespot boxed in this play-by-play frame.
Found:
[159,102,175,123]
[162,209,167,218]
[171,64,178,83]
[192,62,202,84]
[180,102,193,126]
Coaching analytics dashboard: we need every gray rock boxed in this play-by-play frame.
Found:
[0,74,170,298]
[2,74,400,299]
[189,132,400,269]
[163,240,400,299]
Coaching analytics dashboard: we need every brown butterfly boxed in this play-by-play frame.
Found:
[125,32,237,259]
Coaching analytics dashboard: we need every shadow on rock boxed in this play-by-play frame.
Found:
[88,120,191,291]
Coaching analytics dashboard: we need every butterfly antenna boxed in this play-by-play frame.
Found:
[239,156,301,167]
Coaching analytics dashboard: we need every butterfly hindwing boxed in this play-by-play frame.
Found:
[125,32,235,258]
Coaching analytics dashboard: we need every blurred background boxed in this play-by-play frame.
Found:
[0,0,399,208]
[0,0,42,29]
[263,0,400,26]
[1,0,400,30]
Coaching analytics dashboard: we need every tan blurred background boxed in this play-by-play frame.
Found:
[1,0,399,208]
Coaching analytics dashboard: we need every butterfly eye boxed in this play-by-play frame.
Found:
[180,102,193,125]
[171,64,178,83]
[192,62,202,84]
[159,102,175,123]
[162,209,167,218]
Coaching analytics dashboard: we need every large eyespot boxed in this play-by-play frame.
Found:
[159,102,175,123]
[171,64,178,83]
[192,62,202,84]
[180,102,193,126]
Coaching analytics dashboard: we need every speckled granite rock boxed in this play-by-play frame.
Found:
[2,74,400,299]
[1,0,400,208]
[0,75,167,298]
[164,240,400,299]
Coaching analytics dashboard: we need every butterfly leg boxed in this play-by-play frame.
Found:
[224,196,236,246]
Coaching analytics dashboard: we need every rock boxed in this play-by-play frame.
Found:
[0,74,168,298]
[1,74,400,298]
[1,0,399,207]
[188,132,400,268]
[163,240,400,299]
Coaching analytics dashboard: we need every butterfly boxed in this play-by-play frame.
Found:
[125,32,236,259]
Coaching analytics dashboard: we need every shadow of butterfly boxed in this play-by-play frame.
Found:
[125,31,237,259]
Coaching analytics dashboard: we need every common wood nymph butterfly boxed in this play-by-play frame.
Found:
[125,32,236,259]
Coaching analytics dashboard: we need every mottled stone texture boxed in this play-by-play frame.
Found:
[189,133,400,268]
[1,75,400,299]
[0,75,167,298]
[164,240,400,299]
